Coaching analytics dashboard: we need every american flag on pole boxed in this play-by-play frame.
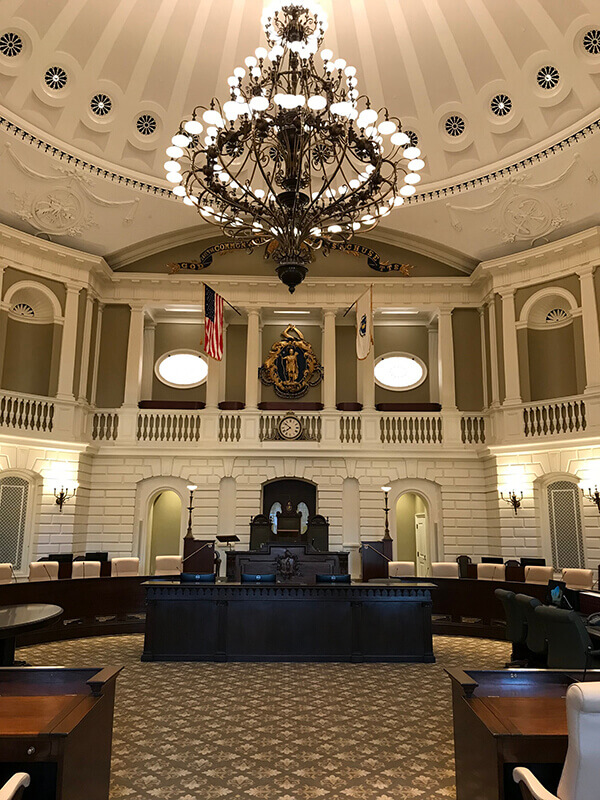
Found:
[204,284,224,360]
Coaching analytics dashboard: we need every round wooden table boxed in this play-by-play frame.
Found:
[0,604,63,665]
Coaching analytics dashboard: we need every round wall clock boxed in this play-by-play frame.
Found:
[278,414,303,441]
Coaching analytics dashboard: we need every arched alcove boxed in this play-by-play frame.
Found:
[133,476,188,570]
[386,478,444,569]
[535,473,586,569]
[0,469,39,573]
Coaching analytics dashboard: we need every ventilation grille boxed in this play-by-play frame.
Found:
[491,94,512,117]
[547,481,585,569]
[45,66,67,90]
[11,303,34,318]
[583,29,600,55]
[404,130,419,147]
[91,93,111,116]
[0,32,22,57]
[537,65,560,89]
[136,114,157,135]
[0,477,29,570]
[444,115,465,137]
[545,308,569,324]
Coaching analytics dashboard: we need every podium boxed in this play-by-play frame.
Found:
[183,539,216,573]
[361,539,393,581]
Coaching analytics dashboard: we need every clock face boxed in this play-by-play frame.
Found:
[278,415,302,440]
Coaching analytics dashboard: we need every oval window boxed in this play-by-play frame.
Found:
[155,350,208,389]
[374,353,427,391]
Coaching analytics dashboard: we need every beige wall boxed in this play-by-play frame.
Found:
[3,268,66,313]
[395,493,426,565]
[149,490,182,570]
[528,324,579,401]
[152,322,206,403]
[452,309,484,411]
[2,318,54,396]
[336,325,357,403]
[261,323,322,403]
[374,325,430,404]
[225,323,247,403]
[95,305,130,408]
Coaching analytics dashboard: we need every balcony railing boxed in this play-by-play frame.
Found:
[380,413,443,445]
[523,397,586,438]
[137,411,202,442]
[0,391,54,433]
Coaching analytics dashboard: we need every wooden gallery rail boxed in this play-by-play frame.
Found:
[0,575,564,648]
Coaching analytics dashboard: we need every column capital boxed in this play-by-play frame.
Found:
[64,283,82,295]
[322,308,338,318]
[437,307,454,317]
[244,307,261,318]
[129,302,146,313]
[478,305,486,317]
[499,287,516,299]
[576,264,596,278]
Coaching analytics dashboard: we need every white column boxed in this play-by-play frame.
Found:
[77,291,95,403]
[322,310,337,410]
[245,309,261,409]
[487,298,500,407]
[428,324,439,403]
[123,304,145,407]
[141,320,156,400]
[479,306,489,409]
[500,289,521,405]
[56,285,81,400]
[219,322,228,400]
[205,358,220,408]
[91,302,104,406]
[578,266,600,393]
[358,345,375,410]
[437,309,456,410]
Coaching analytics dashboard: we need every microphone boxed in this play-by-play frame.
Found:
[10,564,17,584]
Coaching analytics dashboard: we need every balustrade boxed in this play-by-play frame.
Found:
[92,412,119,441]
[523,398,586,438]
[0,391,54,433]
[461,416,485,444]
[219,414,241,442]
[340,415,361,444]
[380,414,443,445]
[137,412,202,442]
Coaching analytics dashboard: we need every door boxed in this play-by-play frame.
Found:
[415,513,429,577]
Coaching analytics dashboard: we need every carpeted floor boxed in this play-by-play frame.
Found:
[18,635,510,800]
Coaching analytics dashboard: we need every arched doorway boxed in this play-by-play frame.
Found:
[395,492,431,577]
[147,490,182,573]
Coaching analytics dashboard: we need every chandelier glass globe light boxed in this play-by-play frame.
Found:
[167,0,425,292]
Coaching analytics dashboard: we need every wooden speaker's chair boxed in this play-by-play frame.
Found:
[477,563,506,581]
[111,557,140,577]
[29,561,59,582]
[0,773,30,800]
[431,562,459,578]
[388,561,415,578]
[155,555,183,576]
[561,568,594,591]
[0,564,14,584]
[71,560,101,579]
[514,682,600,800]
[524,565,554,585]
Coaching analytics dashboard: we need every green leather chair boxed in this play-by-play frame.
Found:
[535,605,600,670]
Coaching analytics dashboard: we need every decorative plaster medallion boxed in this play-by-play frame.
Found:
[11,188,95,236]
[502,195,555,241]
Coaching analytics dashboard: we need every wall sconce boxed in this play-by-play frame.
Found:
[185,484,197,539]
[54,485,76,512]
[582,486,600,514]
[501,491,523,515]
[381,485,392,540]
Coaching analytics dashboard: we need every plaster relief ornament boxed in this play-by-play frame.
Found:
[10,188,95,236]
[259,324,323,398]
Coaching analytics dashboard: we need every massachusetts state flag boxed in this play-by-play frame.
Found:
[204,285,224,360]
[356,286,373,360]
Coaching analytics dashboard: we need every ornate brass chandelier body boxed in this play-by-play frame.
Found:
[166,0,424,291]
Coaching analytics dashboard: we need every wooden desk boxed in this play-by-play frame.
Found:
[0,666,121,800]
[0,605,63,665]
[143,580,435,662]
[446,668,600,800]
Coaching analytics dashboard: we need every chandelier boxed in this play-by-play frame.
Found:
[166,0,424,292]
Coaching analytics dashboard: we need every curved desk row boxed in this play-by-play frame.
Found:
[2,574,599,647]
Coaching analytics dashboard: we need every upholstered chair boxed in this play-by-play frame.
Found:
[477,563,506,581]
[431,562,459,578]
[388,561,416,578]
[0,564,14,584]
[0,773,30,800]
[111,557,140,577]
[71,560,101,579]
[28,561,59,581]
[154,555,183,576]
[535,605,600,670]
[514,682,600,800]
[524,565,554,585]
[515,594,547,667]
[561,568,594,591]
[241,573,276,583]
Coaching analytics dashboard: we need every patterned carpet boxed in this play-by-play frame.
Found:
[18,634,510,800]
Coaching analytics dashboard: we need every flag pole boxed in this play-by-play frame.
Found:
[203,282,242,316]
[343,285,371,317]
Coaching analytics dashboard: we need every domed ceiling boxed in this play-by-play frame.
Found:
[0,0,599,275]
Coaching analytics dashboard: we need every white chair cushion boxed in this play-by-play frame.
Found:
[525,565,554,585]
[111,557,140,577]
[29,561,59,581]
[431,562,459,578]
[72,561,101,579]
[155,555,182,575]
[388,561,415,578]
[477,563,506,581]
[561,568,593,590]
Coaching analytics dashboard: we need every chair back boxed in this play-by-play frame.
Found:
[0,773,30,800]
[558,682,600,800]
[515,594,546,657]
[431,562,459,578]
[456,555,472,577]
[155,555,183,576]
[495,589,527,645]
[0,564,13,585]
[535,605,594,669]
[111,557,140,577]
[504,559,520,568]
[388,561,415,578]
[477,563,506,581]
[29,561,59,582]
[71,560,101,579]
[524,565,554,585]
[315,574,351,583]
[561,568,594,591]
[241,573,276,583]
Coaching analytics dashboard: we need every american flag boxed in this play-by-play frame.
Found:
[204,284,224,360]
